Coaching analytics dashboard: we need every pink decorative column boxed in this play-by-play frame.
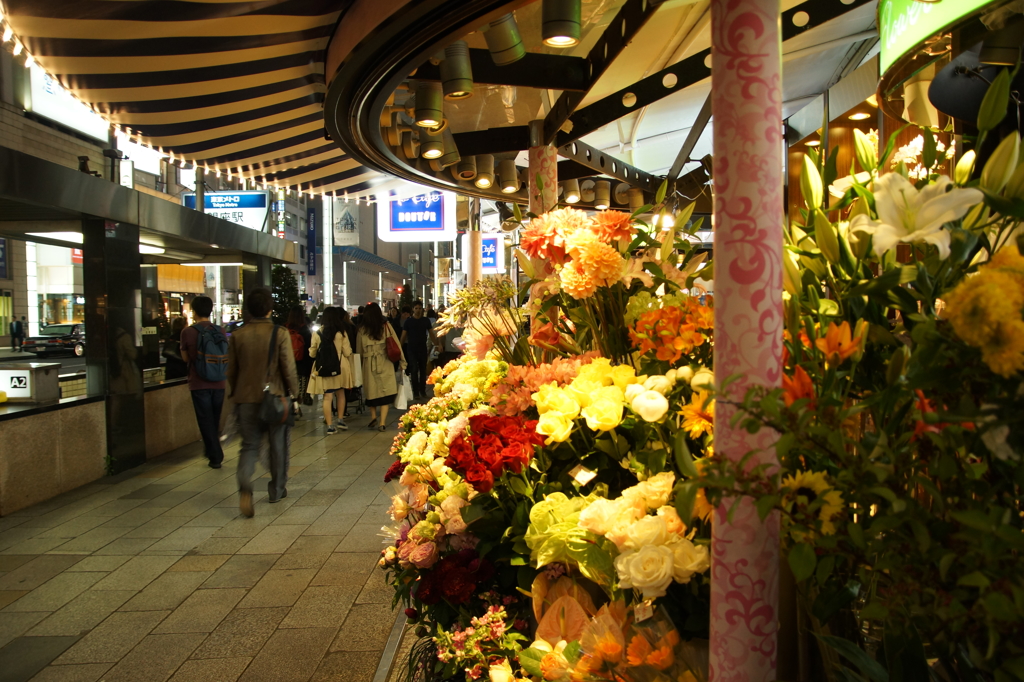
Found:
[528,121,558,215]
[709,0,782,680]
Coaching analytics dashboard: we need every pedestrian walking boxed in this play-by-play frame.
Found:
[226,288,298,517]
[179,296,228,469]
[357,302,405,432]
[286,306,313,404]
[401,300,441,400]
[308,306,354,433]
[9,316,25,352]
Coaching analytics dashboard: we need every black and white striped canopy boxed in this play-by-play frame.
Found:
[2,0,383,198]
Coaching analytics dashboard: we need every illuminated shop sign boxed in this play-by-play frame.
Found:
[377,191,457,243]
[183,191,270,231]
[879,0,992,74]
[460,233,505,275]
[24,65,109,142]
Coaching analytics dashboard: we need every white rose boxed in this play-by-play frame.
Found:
[631,390,669,422]
[578,498,619,536]
[677,366,695,383]
[625,514,670,549]
[643,471,676,509]
[624,383,646,403]
[489,659,514,682]
[643,375,673,395]
[670,537,710,583]
[665,369,677,383]
[691,367,714,391]
[614,545,675,600]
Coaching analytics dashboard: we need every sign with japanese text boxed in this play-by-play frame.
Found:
[879,0,990,74]
[0,238,7,280]
[307,207,317,276]
[71,248,83,265]
[460,233,505,275]
[183,191,270,232]
[376,191,457,243]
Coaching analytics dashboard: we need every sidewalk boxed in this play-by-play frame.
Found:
[0,349,37,362]
[0,411,400,682]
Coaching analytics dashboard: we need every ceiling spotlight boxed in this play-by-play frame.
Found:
[562,179,580,203]
[627,187,644,211]
[421,128,444,159]
[805,138,820,147]
[475,155,495,188]
[613,182,630,205]
[437,129,461,169]
[543,0,581,48]
[594,180,611,210]
[580,179,596,203]
[440,40,474,100]
[483,14,525,65]
[456,156,477,181]
[498,159,520,194]
[414,81,444,128]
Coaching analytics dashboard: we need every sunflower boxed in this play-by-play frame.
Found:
[680,391,714,439]
[781,470,843,536]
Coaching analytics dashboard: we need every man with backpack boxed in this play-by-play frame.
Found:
[180,295,229,469]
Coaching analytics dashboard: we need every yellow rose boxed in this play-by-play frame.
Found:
[581,398,623,431]
[576,358,615,385]
[536,411,574,444]
[533,383,580,418]
[609,364,640,391]
[566,378,602,407]
[592,384,625,405]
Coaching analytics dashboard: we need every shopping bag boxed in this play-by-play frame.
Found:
[351,353,363,387]
[394,372,408,410]
[403,374,414,405]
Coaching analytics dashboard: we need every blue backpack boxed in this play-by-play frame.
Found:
[192,323,229,382]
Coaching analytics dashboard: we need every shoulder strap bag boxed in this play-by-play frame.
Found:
[384,323,402,362]
[259,325,295,427]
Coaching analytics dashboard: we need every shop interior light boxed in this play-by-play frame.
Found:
[594,180,611,210]
[420,128,444,159]
[475,154,495,188]
[437,129,461,169]
[498,159,520,193]
[848,112,872,121]
[414,81,444,128]
[27,232,83,244]
[562,179,581,203]
[483,14,525,65]
[456,155,477,181]
[139,244,165,255]
[440,40,474,100]
[543,0,581,48]
[805,138,820,147]
[2,26,13,43]
[182,262,243,267]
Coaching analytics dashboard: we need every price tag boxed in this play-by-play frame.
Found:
[634,600,654,622]
[568,465,597,486]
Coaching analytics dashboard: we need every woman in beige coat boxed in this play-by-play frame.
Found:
[308,307,354,433]
[356,302,406,431]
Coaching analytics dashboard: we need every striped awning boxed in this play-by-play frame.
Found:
[1,0,385,200]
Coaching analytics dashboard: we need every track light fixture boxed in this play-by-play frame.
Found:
[580,179,596,203]
[483,14,526,65]
[456,156,477,181]
[498,159,520,194]
[562,179,580,204]
[420,128,444,159]
[414,81,444,128]
[475,155,495,189]
[437,129,461,169]
[543,0,581,48]
[627,188,644,211]
[594,181,611,210]
[440,41,474,100]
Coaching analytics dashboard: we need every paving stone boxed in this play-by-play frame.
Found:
[335,524,390,554]
[303,512,360,537]
[279,585,360,629]
[152,588,246,634]
[99,507,166,529]
[237,627,336,682]
[34,517,108,541]
[330,602,397,652]
[0,555,36,572]
[237,568,316,609]
[123,515,189,539]
[64,556,132,573]
[285,535,342,555]
[146,527,219,553]
[119,571,212,611]
[99,633,207,682]
[28,662,113,682]
[0,612,48,649]
[91,555,179,591]
[273,552,331,571]
[1,536,74,555]
[91,537,158,555]
[167,657,251,682]
[311,651,380,682]
[0,589,29,608]
[183,507,238,528]
[53,610,169,664]
[51,526,133,554]
[310,553,379,587]
[167,555,230,572]
[3,572,105,612]
[189,607,289,659]
[120,484,177,500]
[202,555,277,589]
[189,536,249,555]
[356,566,395,604]
[26,590,136,637]
[0,555,83,591]
[236,525,308,555]
[212,515,276,539]
[0,635,81,682]
[270,505,327,526]
[82,499,147,517]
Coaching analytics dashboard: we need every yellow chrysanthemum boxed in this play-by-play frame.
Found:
[945,271,1023,347]
[559,261,597,300]
[981,319,1024,377]
[988,243,1024,273]
[680,391,714,439]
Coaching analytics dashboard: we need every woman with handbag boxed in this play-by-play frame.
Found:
[357,302,406,432]
[308,306,354,434]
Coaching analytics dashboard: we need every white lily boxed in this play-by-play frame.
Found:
[850,173,983,259]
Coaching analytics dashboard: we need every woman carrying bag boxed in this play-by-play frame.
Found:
[308,306,354,434]
[357,302,406,432]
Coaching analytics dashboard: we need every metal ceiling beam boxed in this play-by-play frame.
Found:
[541,0,664,145]
[667,93,712,185]
[557,139,661,193]
[452,127,530,157]
[555,0,876,146]
[414,50,589,92]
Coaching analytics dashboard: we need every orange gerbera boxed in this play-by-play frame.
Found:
[645,645,675,671]
[626,635,652,667]
[591,210,636,243]
[782,365,816,408]
[593,633,623,664]
[815,321,862,366]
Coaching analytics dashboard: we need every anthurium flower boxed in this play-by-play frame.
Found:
[814,321,862,367]
[850,174,983,258]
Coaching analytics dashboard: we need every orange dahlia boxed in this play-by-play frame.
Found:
[591,210,636,243]
[560,262,598,299]
[575,240,624,286]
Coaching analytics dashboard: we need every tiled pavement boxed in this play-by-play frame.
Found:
[0,411,402,682]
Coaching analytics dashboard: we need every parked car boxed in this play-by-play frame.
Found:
[23,323,86,357]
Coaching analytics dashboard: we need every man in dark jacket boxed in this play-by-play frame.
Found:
[9,316,25,352]
[227,288,299,517]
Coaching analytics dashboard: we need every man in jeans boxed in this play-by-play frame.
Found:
[180,296,226,469]
[401,301,441,400]
[226,288,298,517]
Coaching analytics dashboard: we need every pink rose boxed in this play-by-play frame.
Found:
[409,542,439,569]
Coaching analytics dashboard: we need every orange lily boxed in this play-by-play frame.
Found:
[782,365,816,408]
[815,321,862,366]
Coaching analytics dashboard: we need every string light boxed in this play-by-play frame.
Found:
[12,40,22,56]
[3,27,13,43]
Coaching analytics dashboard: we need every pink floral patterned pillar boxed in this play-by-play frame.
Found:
[528,145,557,215]
[709,0,782,680]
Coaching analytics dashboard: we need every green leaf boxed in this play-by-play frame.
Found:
[922,128,937,168]
[815,554,836,584]
[909,520,931,553]
[818,635,890,682]
[655,179,668,206]
[788,543,817,582]
[513,202,523,223]
[509,477,533,498]
[957,571,991,589]
[563,641,582,662]
[951,510,993,532]
[519,648,545,678]
[859,602,889,621]
[979,68,1012,132]
[939,553,956,582]
[673,432,698,477]
[755,494,780,522]
[812,580,861,624]
[674,482,698,523]
[848,521,865,549]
